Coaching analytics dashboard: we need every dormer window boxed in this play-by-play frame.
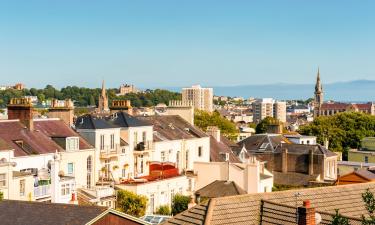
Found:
[259,143,269,150]
[66,137,79,151]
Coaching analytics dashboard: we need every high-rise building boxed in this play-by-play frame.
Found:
[252,98,286,123]
[182,85,213,112]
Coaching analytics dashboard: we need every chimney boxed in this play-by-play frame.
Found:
[298,200,316,225]
[109,100,132,114]
[282,148,288,173]
[308,149,314,175]
[7,98,34,131]
[206,126,220,142]
[48,99,74,126]
[70,192,78,205]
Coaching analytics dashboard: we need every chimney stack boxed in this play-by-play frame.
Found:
[206,126,221,142]
[7,98,34,131]
[281,148,288,173]
[298,200,316,225]
[48,99,74,126]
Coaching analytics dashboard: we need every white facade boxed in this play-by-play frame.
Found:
[284,135,317,145]
[194,159,273,194]
[182,85,213,112]
[252,98,286,123]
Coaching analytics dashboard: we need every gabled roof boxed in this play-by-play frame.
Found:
[0,119,92,157]
[75,114,118,130]
[209,136,241,163]
[137,115,208,141]
[108,112,151,127]
[165,183,375,225]
[196,180,246,198]
[0,200,106,225]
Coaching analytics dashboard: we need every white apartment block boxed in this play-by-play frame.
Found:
[182,85,213,112]
[252,98,286,123]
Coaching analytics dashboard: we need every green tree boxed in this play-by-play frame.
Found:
[361,189,375,224]
[0,191,3,201]
[331,209,350,225]
[255,117,281,134]
[194,110,238,139]
[116,190,148,217]
[299,112,375,152]
[171,194,190,215]
[155,205,171,215]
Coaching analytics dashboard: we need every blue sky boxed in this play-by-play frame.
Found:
[1,0,374,88]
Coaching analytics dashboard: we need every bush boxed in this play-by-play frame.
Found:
[172,194,190,215]
[155,205,171,215]
[116,190,148,217]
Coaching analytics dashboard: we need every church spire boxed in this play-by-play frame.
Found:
[98,80,109,112]
[314,67,323,117]
[315,67,322,93]
[101,80,106,97]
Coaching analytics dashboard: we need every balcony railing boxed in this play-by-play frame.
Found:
[100,144,122,158]
[134,141,153,151]
[34,184,51,198]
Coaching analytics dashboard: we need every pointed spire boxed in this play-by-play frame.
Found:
[101,80,106,97]
[315,67,322,93]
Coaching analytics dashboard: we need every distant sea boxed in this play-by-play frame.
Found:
[157,80,375,102]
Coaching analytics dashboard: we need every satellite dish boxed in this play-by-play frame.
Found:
[315,212,322,224]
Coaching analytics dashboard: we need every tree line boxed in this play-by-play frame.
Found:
[0,85,181,108]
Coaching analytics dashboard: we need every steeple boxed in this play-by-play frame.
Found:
[315,67,322,93]
[313,68,323,117]
[98,80,109,112]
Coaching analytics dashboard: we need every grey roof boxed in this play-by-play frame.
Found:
[196,180,247,198]
[0,200,106,225]
[238,134,337,157]
[75,114,118,130]
[137,115,208,141]
[108,112,151,127]
[210,136,241,163]
[164,183,375,225]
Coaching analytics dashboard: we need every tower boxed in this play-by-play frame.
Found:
[98,80,109,112]
[314,68,323,117]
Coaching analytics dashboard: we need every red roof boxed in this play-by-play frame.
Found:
[321,102,372,111]
[0,119,92,157]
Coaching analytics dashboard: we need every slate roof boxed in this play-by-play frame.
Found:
[0,137,12,150]
[0,119,92,157]
[109,112,151,127]
[195,180,247,198]
[238,134,337,157]
[75,114,118,129]
[164,182,375,225]
[0,200,106,225]
[137,115,208,141]
[209,136,241,163]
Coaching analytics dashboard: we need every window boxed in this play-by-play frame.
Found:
[19,179,25,196]
[67,163,74,175]
[142,131,147,143]
[66,137,79,151]
[365,156,369,163]
[100,134,105,150]
[61,184,70,196]
[110,134,115,149]
[87,156,92,188]
[0,173,6,187]
[198,146,202,157]
[185,150,189,169]
[122,168,126,177]
[122,148,126,153]
[306,140,310,145]
[149,194,155,213]
[161,151,166,162]
[176,151,180,168]
[134,132,138,145]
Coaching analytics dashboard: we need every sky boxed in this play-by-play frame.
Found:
[1,0,375,89]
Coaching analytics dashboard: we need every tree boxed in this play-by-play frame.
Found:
[0,191,3,201]
[116,190,148,217]
[361,189,375,224]
[171,194,190,215]
[194,110,238,139]
[299,112,375,152]
[255,117,281,134]
[331,209,350,225]
[155,205,171,215]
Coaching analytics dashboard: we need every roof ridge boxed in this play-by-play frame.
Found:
[203,198,216,225]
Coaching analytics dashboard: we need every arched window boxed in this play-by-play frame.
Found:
[87,156,92,188]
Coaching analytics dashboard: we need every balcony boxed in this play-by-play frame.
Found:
[78,186,115,203]
[134,141,154,152]
[100,144,122,159]
[34,184,51,199]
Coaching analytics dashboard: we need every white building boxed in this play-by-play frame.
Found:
[252,98,286,123]
[284,134,317,145]
[182,85,213,112]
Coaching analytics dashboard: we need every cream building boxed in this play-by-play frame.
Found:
[252,98,286,123]
[182,85,213,112]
